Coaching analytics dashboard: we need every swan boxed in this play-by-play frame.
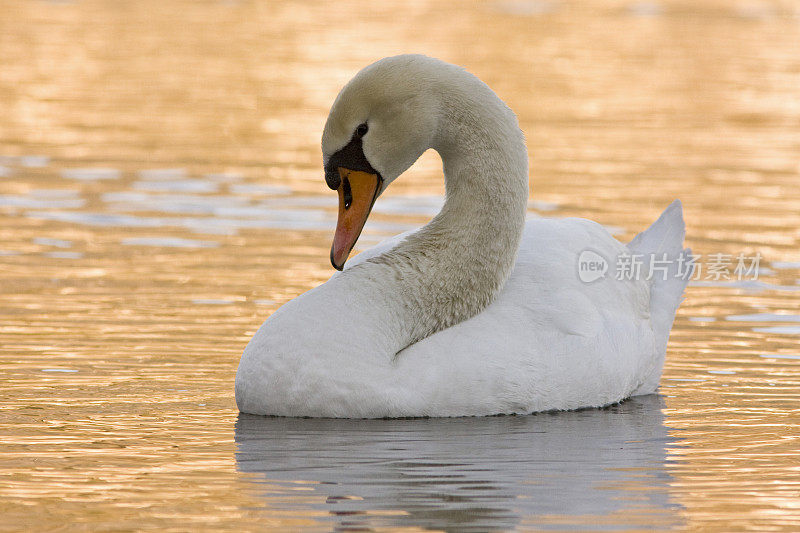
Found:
[235,54,689,418]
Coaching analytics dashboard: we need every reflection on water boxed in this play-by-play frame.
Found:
[236,395,681,531]
[1,0,800,530]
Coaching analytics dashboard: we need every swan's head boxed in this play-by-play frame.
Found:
[321,55,446,269]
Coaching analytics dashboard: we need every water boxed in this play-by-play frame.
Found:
[1,0,799,530]
[236,396,680,531]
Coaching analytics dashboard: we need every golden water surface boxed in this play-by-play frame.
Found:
[1,0,799,530]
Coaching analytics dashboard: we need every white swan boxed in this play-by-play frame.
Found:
[235,55,689,418]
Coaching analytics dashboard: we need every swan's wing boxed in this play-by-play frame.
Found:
[393,217,657,414]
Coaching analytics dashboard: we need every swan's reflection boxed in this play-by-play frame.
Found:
[235,394,681,531]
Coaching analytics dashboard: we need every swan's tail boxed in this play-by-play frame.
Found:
[627,200,690,395]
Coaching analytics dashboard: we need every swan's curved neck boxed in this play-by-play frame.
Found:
[346,88,529,351]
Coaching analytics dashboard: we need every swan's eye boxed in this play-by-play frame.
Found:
[355,123,368,138]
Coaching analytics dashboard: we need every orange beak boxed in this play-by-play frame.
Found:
[330,168,381,270]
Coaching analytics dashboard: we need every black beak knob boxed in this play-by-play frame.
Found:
[325,167,341,190]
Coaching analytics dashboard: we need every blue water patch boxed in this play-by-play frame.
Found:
[103,192,252,215]
[26,206,418,236]
[260,195,337,208]
[19,155,50,167]
[727,313,800,322]
[192,298,235,305]
[229,183,293,196]
[184,210,334,233]
[27,211,167,228]
[121,237,219,248]
[41,368,78,373]
[771,261,800,269]
[33,237,72,248]
[753,326,800,335]
[759,354,800,360]
[42,251,83,259]
[133,179,219,193]
[61,168,121,181]
[689,317,716,323]
[0,190,84,209]
[30,189,81,198]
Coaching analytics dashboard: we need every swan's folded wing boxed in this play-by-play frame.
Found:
[394,218,656,414]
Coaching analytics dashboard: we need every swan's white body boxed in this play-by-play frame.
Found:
[235,55,689,418]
